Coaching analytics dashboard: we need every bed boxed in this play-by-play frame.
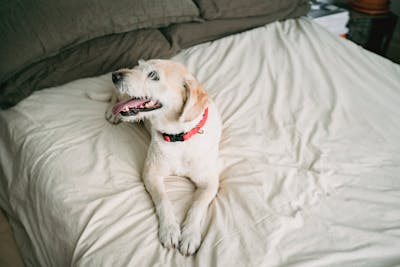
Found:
[1,1,400,266]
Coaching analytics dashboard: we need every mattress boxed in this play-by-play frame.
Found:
[1,18,400,266]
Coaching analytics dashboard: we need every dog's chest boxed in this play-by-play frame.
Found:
[149,136,216,182]
[162,144,204,176]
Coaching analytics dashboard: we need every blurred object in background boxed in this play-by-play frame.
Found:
[308,1,350,37]
[346,0,398,60]
[348,0,390,15]
[386,1,400,63]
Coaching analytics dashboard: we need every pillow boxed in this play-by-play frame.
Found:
[0,0,199,85]
[0,29,177,109]
[194,0,309,20]
[162,1,310,49]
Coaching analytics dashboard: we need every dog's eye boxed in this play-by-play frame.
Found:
[147,70,160,81]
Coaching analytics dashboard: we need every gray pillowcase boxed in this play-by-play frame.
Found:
[163,1,310,49]
[0,0,199,85]
[194,0,309,20]
[0,29,177,109]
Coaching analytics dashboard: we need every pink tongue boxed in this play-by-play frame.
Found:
[112,98,149,115]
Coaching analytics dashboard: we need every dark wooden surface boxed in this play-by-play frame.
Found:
[347,10,398,56]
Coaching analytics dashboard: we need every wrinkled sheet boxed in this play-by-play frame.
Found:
[1,18,400,266]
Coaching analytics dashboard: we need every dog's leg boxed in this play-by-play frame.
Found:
[105,90,121,124]
[143,168,181,249]
[179,179,218,256]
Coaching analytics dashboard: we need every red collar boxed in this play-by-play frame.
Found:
[161,108,208,142]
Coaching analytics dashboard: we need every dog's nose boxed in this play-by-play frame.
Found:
[112,71,124,84]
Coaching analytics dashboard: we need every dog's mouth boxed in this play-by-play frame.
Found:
[112,97,162,116]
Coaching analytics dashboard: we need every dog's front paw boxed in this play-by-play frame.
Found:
[105,107,120,124]
[179,226,201,256]
[159,221,181,250]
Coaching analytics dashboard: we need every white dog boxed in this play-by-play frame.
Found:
[106,59,222,256]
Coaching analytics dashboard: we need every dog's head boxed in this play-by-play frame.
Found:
[111,59,208,123]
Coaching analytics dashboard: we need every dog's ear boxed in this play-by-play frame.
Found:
[179,76,208,122]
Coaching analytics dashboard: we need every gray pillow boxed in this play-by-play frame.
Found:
[194,0,309,20]
[0,29,177,109]
[163,1,310,49]
[0,0,199,85]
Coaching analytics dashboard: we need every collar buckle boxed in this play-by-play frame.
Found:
[163,132,185,142]
[161,108,208,142]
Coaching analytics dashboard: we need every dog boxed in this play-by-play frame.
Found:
[106,59,222,256]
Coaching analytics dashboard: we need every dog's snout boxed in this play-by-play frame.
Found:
[112,71,124,84]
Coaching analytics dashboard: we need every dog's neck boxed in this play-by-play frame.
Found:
[150,108,208,141]
[161,108,208,142]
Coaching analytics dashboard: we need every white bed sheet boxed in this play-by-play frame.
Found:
[1,18,400,266]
